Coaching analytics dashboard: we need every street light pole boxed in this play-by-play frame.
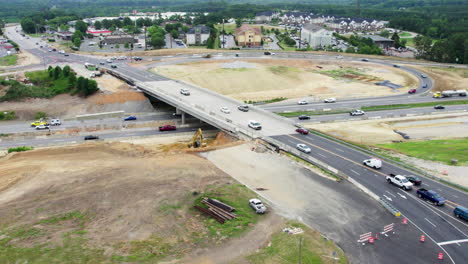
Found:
[222,19,225,49]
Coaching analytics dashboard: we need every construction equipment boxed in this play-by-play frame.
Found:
[188,128,206,148]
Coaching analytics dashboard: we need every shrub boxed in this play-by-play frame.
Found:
[0,111,16,120]
[34,112,47,120]
[8,146,34,153]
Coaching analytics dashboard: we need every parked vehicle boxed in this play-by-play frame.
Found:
[84,135,99,140]
[406,175,422,185]
[432,90,466,98]
[238,105,249,112]
[248,120,262,130]
[296,143,311,153]
[124,116,137,121]
[297,100,308,105]
[35,124,50,130]
[386,174,413,190]
[324,98,336,103]
[361,58,369,62]
[298,115,310,120]
[180,88,190,96]
[249,199,267,214]
[159,125,177,131]
[434,105,445,110]
[50,119,61,126]
[296,128,309,135]
[454,206,468,221]
[363,158,382,169]
[220,107,230,114]
[408,89,416,94]
[110,65,117,68]
[393,64,400,68]
[350,109,365,116]
[417,188,446,205]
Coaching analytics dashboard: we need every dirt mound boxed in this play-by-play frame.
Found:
[0,142,233,255]
[89,91,147,105]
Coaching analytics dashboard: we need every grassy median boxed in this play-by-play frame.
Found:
[0,55,17,66]
[378,139,468,165]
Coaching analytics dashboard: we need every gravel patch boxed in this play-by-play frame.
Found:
[221,61,257,69]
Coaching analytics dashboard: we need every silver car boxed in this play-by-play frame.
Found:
[296,143,311,153]
[249,199,267,214]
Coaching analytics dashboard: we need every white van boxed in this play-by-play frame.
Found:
[363,158,382,169]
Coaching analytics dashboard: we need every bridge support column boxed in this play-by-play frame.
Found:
[181,112,186,124]
[176,108,186,124]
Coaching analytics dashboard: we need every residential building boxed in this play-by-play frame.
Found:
[103,34,138,45]
[362,35,394,49]
[280,12,314,26]
[301,24,332,49]
[235,24,262,47]
[186,25,210,45]
[255,11,279,24]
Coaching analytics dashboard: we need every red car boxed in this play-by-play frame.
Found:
[159,125,177,131]
[408,89,416,94]
[296,128,309,135]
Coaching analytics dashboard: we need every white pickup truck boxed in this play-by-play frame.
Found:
[386,174,413,190]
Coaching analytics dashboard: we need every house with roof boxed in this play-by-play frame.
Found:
[255,11,280,24]
[361,35,394,49]
[186,25,210,45]
[301,24,332,49]
[235,24,262,47]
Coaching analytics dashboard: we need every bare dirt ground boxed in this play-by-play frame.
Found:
[151,59,417,101]
[0,50,40,69]
[306,112,468,187]
[414,66,468,92]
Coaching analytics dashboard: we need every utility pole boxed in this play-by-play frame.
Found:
[298,236,303,264]
[144,26,147,50]
[222,19,225,49]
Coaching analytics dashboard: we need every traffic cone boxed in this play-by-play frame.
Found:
[420,235,425,242]
[438,252,444,260]
[442,170,448,175]
[368,237,374,244]
[374,233,379,240]
[402,218,408,225]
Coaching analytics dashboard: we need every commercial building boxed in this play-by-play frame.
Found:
[361,35,394,49]
[103,34,138,45]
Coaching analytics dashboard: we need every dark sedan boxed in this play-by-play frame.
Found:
[159,125,177,131]
[84,135,99,140]
[298,115,311,120]
[434,105,445,110]
[406,176,422,185]
[124,116,137,121]
[296,128,309,135]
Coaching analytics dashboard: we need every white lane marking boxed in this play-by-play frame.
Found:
[383,195,392,201]
[335,148,345,152]
[317,153,327,158]
[437,239,468,246]
[374,174,379,178]
[385,191,396,197]
[350,169,360,175]
[397,192,407,199]
[425,218,437,227]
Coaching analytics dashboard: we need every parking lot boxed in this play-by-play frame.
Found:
[79,35,147,53]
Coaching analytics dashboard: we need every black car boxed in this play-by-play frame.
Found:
[132,56,142,61]
[99,62,105,65]
[298,115,311,120]
[406,176,422,185]
[84,135,99,140]
[111,65,117,68]
[264,51,271,55]
[64,53,69,56]
[434,105,445,109]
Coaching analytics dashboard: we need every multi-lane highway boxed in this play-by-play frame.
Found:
[3,25,468,263]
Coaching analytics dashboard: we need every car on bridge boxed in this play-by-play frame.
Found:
[110,65,117,68]
[363,158,382,169]
[296,128,309,135]
[124,116,137,121]
[180,88,190,96]
[324,98,336,103]
[297,100,308,105]
[296,143,311,153]
[248,120,262,130]
[238,105,249,112]
[84,135,99,140]
[417,188,445,206]
[350,109,365,116]
[220,107,230,114]
[159,125,177,131]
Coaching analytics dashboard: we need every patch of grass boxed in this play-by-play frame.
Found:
[0,133,11,137]
[0,55,17,66]
[37,211,86,227]
[34,111,47,120]
[269,66,299,75]
[159,203,182,213]
[247,221,347,264]
[245,97,287,104]
[319,68,376,80]
[378,139,468,165]
[399,32,412,37]
[7,227,44,239]
[7,146,34,153]
[362,100,468,111]
[194,184,261,238]
[112,235,178,262]
[0,111,16,121]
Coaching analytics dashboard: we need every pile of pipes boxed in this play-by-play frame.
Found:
[194,198,236,224]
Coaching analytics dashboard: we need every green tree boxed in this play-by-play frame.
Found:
[115,44,120,49]
[62,65,71,77]
[123,17,132,27]
[85,79,99,96]
[76,76,86,93]
[379,30,390,38]
[68,73,76,88]
[150,34,165,49]
[171,29,179,39]
[414,35,433,59]
[73,38,81,48]
[75,21,88,33]
[236,18,242,28]
[53,66,62,80]
[20,18,36,34]
[124,42,129,49]
[102,19,111,29]
[94,21,102,30]
[391,32,401,48]
[136,18,145,28]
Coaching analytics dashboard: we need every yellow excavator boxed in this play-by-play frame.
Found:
[188,128,206,148]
